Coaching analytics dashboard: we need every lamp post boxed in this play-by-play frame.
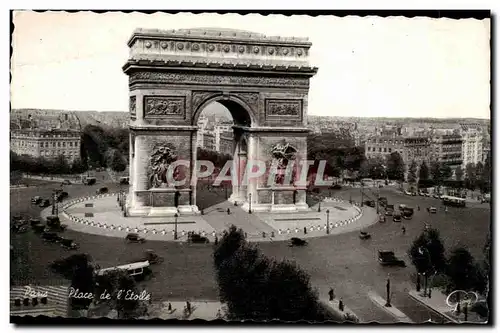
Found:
[385,275,392,307]
[248,193,252,214]
[326,209,330,234]
[174,213,179,240]
[419,246,434,297]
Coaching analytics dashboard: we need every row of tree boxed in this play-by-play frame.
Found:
[81,125,128,172]
[213,226,346,322]
[408,229,489,295]
[10,151,87,175]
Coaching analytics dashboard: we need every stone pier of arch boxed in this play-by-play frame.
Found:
[123,28,318,217]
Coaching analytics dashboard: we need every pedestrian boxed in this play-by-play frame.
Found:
[428,287,432,299]
[339,298,344,312]
[417,205,420,211]
[401,225,406,235]
[216,308,222,319]
[214,235,218,245]
[328,288,335,301]
[227,208,231,215]
[168,302,172,312]
[304,226,307,234]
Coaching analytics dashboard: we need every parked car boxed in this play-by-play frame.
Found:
[56,191,69,202]
[411,192,417,196]
[119,177,130,185]
[188,233,210,244]
[385,204,394,216]
[330,184,342,190]
[404,190,412,196]
[402,207,414,220]
[45,215,67,231]
[433,194,441,199]
[364,200,376,207]
[393,213,402,222]
[32,224,46,234]
[288,237,307,247]
[96,187,109,195]
[12,224,28,234]
[39,199,51,208]
[42,232,61,243]
[125,233,146,243]
[61,179,72,185]
[398,204,406,210]
[378,214,386,223]
[60,238,79,250]
[378,250,406,267]
[359,231,371,240]
[141,250,164,264]
[378,197,388,207]
[31,196,42,204]
[30,218,41,226]
[428,207,437,214]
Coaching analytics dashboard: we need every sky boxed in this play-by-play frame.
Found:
[10,11,491,119]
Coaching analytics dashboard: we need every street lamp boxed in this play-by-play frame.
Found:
[385,275,392,307]
[174,213,179,240]
[326,209,330,234]
[418,246,434,297]
[248,193,252,214]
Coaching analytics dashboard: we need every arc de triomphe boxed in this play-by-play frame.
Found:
[123,28,318,216]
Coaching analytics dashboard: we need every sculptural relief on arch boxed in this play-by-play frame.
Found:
[123,28,318,216]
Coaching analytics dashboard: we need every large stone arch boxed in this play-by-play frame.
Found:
[123,28,318,216]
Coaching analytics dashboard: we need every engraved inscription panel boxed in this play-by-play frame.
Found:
[144,96,186,118]
[265,99,302,119]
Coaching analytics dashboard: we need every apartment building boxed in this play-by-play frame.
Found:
[10,129,81,163]
[364,136,405,160]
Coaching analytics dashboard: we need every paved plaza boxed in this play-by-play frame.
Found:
[53,192,376,242]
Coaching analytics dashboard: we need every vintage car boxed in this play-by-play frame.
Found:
[96,187,109,195]
[140,250,164,264]
[359,231,371,240]
[378,197,388,207]
[56,191,69,202]
[30,218,41,226]
[12,223,28,234]
[288,237,308,247]
[46,215,67,232]
[32,224,46,234]
[39,199,51,208]
[60,238,79,250]
[402,207,414,220]
[428,207,437,214]
[31,196,42,204]
[125,233,146,243]
[404,190,412,196]
[42,232,61,243]
[393,213,402,222]
[188,233,210,244]
[364,200,376,207]
[378,250,406,267]
[119,177,130,185]
[385,204,394,216]
[378,214,386,223]
[61,179,72,185]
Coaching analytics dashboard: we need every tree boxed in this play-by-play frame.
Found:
[109,150,127,172]
[481,152,491,193]
[408,228,447,274]
[465,163,477,190]
[407,160,418,184]
[430,161,442,185]
[386,152,405,181]
[95,270,148,319]
[213,226,343,322]
[455,167,464,182]
[419,161,429,181]
[440,164,453,181]
[70,158,87,174]
[69,254,96,312]
[446,247,487,294]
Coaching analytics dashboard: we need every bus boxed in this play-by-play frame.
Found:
[441,195,466,207]
[96,261,150,278]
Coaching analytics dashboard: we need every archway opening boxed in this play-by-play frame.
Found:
[194,100,252,210]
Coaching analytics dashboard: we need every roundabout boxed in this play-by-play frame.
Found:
[42,192,378,243]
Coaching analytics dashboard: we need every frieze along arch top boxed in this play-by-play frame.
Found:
[123,28,318,217]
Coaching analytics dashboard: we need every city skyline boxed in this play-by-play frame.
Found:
[11,12,490,119]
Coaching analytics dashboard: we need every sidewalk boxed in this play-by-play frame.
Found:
[408,289,486,323]
[147,301,226,320]
[368,291,413,323]
[320,298,359,322]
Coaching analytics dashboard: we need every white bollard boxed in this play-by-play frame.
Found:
[295,228,298,233]
[161,230,166,235]
[287,229,290,234]
[182,230,186,236]
[310,226,314,232]
[278,229,282,235]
